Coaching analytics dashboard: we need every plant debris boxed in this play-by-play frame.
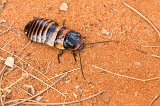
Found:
[5,88,12,94]
[65,79,71,84]
[0,20,6,24]
[99,91,113,103]
[73,92,78,98]
[0,0,8,11]
[23,84,35,96]
[101,27,112,36]
[75,85,83,92]
[0,21,15,35]
[35,96,43,102]
[60,2,68,12]
[5,91,12,100]
[4,57,14,68]
[1,88,12,101]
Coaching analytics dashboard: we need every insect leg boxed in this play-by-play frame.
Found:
[62,19,66,27]
[72,51,77,62]
[57,50,64,63]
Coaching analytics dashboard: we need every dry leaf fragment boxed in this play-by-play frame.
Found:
[0,20,6,24]
[101,27,112,36]
[73,92,78,98]
[75,85,83,92]
[99,91,113,103]
[63,90,68,95]
[0,0,8,11]
[23,84,35,96]
[4,57,14,68]
[65,79,71,84]
[2,88,12,100]
[5,88,12,94]
[60,2,68,11]
[22,72,30,78]
[35,96,43,102]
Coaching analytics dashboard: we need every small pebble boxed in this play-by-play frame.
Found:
[101,27,112,36]
[4,57,14,68]
[75,85,83,92]
[65,79,71,84]
[63,90,68,95]
[73,93,78,98]
[35,96,43,102]
[0,0,8,11]
[60,2,68,12]
[134,61,141,66]
[134,91,138,96]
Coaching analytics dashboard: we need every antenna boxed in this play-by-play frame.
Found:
[78,40,119,80]
[78,50,86,80]
[85,40,119,46]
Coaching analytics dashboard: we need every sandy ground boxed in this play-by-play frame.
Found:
[0,0,160,106]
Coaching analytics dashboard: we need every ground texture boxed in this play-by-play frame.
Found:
[0,0,160,106]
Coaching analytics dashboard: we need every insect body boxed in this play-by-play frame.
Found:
[24,18,83,51]
[24,18,86,79]
[24,18,83,62]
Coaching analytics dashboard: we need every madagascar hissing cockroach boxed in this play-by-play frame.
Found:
[24,17,119,80]
[24,17,85,79]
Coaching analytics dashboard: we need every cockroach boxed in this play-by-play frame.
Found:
[24,18,85,79]
[24,17,119,80]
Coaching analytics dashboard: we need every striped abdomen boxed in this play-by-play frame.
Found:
[24,18,69,49]
[24,18,83,50]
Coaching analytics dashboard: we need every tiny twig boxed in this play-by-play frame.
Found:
[0,24,24,35]
[134,48,148,54]
[135,48,160,59]
[123,2,160,38]
[48,68,80,80]
[0,22,15,35]
[3,76,24,91]
[17,41,31,56]
[2,37,16,49]
[141,45,160,48]
[149,95,160,106]
[0,66,6,77]
[92,65,160,82]
[151,54,160,58]
[0,96,4,106]
[5,73,68,106]
[14,86,33,97]
[5,99,38,104]
[43,61,53,74]
[0,66,7,106]
[11,91,104,106]
[14,64,65,97]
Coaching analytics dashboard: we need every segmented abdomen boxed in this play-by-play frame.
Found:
[25,18,69,48]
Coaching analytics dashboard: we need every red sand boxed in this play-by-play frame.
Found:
[0,0,160,105]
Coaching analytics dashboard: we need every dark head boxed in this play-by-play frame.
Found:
[64,31,85,79]
[64,31,83,51]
